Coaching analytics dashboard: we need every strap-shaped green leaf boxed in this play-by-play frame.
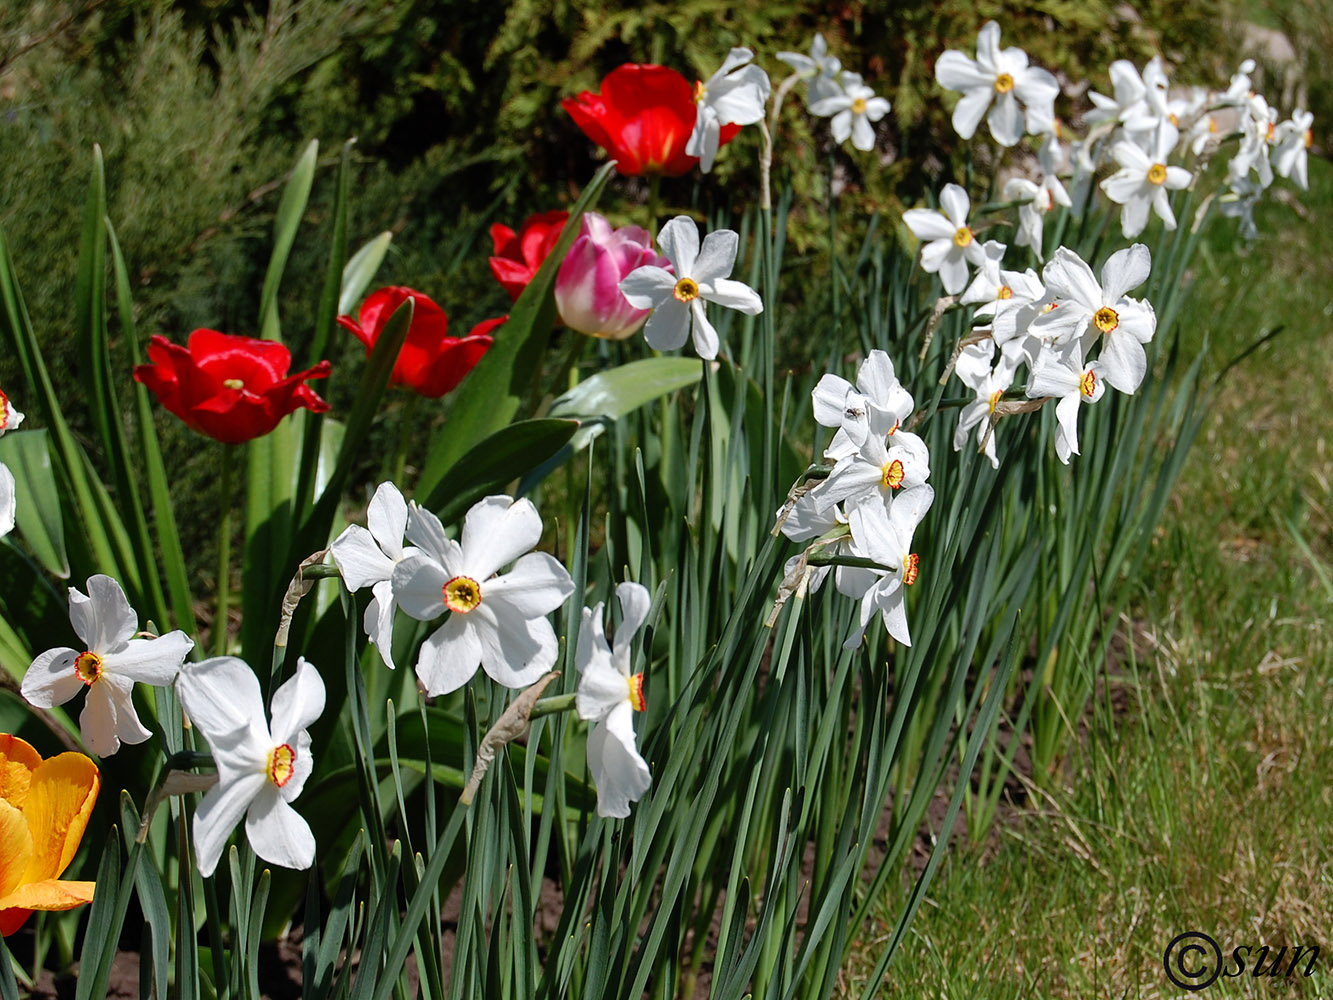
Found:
[0,430,67,578]
[415,161,618,499]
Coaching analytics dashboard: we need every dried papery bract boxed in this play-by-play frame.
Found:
[459,670,561,807]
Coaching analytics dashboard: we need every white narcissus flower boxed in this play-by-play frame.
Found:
[619,216,762,360]
[329,482,417,670]
[776,34,842,104]
[0,388,22,435]
[1002,134,1072,260]
[1087,60,1149,129]
[1219,59,1257,106]
[175,655,325,877]
[838,487,934,649]
[0,462,13,539]
[1031,245,1157,393]
[810,349,914,462]
[576,582,653,819]
[686,48,771,173]
[0,386,22,537]
[903,183,987,294]
[1025,350,1107,463]
[953,340,1020,469]
[934,21,1059,147]
[392,496,574,696]
[1229,93,1277,189]
[22,575,194,757]
[815,423,930,517]
[1101,122,1192,237]
[1272,110,1313,190]
[809,72,890,152]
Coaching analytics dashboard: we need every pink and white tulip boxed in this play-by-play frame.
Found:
[555,213,670,340]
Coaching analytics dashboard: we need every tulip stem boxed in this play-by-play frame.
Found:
[647,174,661,237]
[391,394,418,484]
[215,449,233,656]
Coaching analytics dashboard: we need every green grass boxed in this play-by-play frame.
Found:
[843,157,1333,999]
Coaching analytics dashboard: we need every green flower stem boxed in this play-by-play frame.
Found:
[390,392,418,484]
[528,692,577,720]
[806,553,894,571]
[214,449,233,656]
[647,174,661,237]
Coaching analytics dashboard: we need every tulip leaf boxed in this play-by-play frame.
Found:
[106,219,195,633]
[415,160,618,500]
[0,929,18,1000]
[121,796,169,1000]
[258,138,318,344]
[338,230,394,317]
[420,417,580,523]
[0,430,68,578]
[548,357,705,451]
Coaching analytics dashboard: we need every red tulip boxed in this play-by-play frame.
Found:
[338,287,493,399]
[489,211,570,302]
[562,63,741,178]
[133,330,331,444]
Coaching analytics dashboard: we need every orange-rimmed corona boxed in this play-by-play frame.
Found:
[1079,369,1098,398]
[903,552,920,586]
[881,459,906,489]
[1093,306,1119,334]
[673,276,700,302]
[73,651,103,686]
[267,743,296,787]
[444,576,483,614]
[627,673,646,712]
[994,73,1014,93]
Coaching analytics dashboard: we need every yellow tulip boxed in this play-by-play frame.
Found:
[0,734,99,936]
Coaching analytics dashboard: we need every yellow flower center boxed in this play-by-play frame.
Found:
[693,80,706,105]
[988,389,1003,413]
[1305,129,1314,149]
[1266,121,1276,143]
[267,743,296,787]
[628,673,646,712]
[673,276,700,302]
[1079,369,1097,398]
[997,285,1013,300]
[222,378,245,390]
[0,388,9,428]
[74,651,103,686]
[1093,306,1119,334]
[1169,112,1179,127]
[881,459,905,489]
[850,96,867,115]
[1146,163,1167,185]
[444,576,482,614]
[903,552,920,586]
[994,73,1014,94]
[1208,117,1218,134]
[952,226,973,248]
